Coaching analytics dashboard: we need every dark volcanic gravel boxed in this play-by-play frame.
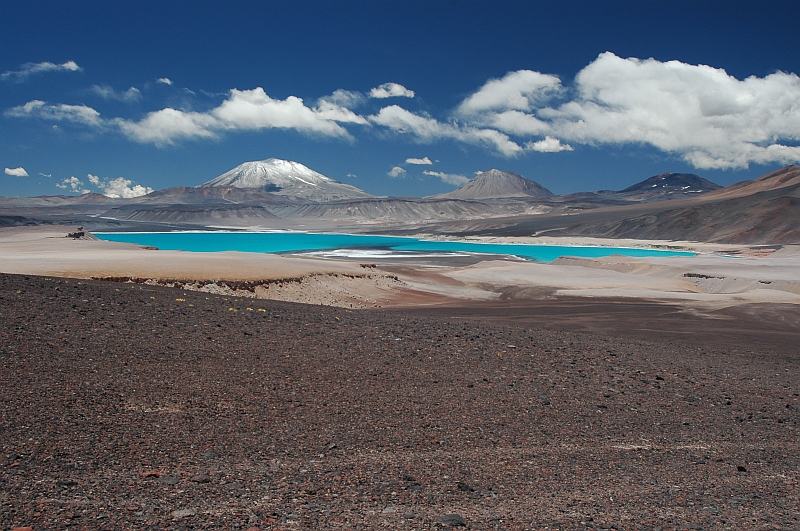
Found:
[1,273,798,530]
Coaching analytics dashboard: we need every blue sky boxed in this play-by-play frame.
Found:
[3,0,800,198]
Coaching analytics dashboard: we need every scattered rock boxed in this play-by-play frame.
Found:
[171,508,196,518]
[457,481,475,492]
[436,513,466,526]
[539,395,551,405]
[157,476,181,485]
[201,450,220,458]
[190,473,211,483]
[737,465,748,472]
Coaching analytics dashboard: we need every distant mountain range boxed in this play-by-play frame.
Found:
[1,158,799,244]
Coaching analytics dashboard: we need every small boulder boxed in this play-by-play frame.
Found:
[435,513,466,526]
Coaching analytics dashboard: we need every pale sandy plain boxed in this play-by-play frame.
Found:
[2,226,800,313]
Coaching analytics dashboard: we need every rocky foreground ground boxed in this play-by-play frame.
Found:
[0,273,798,530]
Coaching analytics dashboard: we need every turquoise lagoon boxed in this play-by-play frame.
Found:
[94,231,694,262]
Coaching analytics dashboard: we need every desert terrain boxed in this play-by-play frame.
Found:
[2,165,800,530]
[1,225,799,530]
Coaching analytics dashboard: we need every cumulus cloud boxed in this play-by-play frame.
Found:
[91,85,141,102]
[156,77,173,85]
[7,86,371,146]
[4,167,28,177]
[388,166,406,178]
[39,172,52,178]
[370,82,415,99]
[11,54,797,169]
[56,176,90,194]
[369,105,523,156]
[113,87,370,145]
[116,108,219,145]
[1,61,82,82]
[313,100,369,125]
[405,156,432,165]
[86,174,153,198]
[318,89,365,109]
[526,136,573,153]
[423,170,470,186]
[459,53,800,169]
[548,52,800,168]
[458,70,562,114]
[5,100,103,127]
[211,88,357,137]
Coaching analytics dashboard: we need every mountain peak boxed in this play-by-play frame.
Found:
[203,158,334,189]
[620,172,721,195]
[201,158,373,202]
[430,169,553,200]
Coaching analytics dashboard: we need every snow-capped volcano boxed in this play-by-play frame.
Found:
[201,158,373,202]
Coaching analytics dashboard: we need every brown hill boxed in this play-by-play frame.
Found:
[439,165,800,244]
[557,184,800,243]
[701,165,800,200]
[430,169,553,200]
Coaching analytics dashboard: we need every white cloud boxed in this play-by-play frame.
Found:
[388,166,406,178]
[458,53,800,169]
[56,176,90,194]
[13,55,798,169]
[405,156,432,165]
[458,69,562,114]
[114,87,367,145]
[369,105,523,156]
[318,89,365,109]
[156,77,173,85]
[313,100,370,125]
[8,87,369,146]
[1,61,82,82]
[548,52,800,168]
[39,172,51,178]
[116,108,219,145]
[369,82,415,99]
[85,173,154,198]
[423,170,469,186]
[477,109,552,136]
[212,88,356,137]
[91,85,141,102]
[5,100,103,127]
[526,136,573,153]
[4,167,28,177]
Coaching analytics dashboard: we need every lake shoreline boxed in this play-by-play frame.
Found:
[92,229,697,262]
[2,226,799,315]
